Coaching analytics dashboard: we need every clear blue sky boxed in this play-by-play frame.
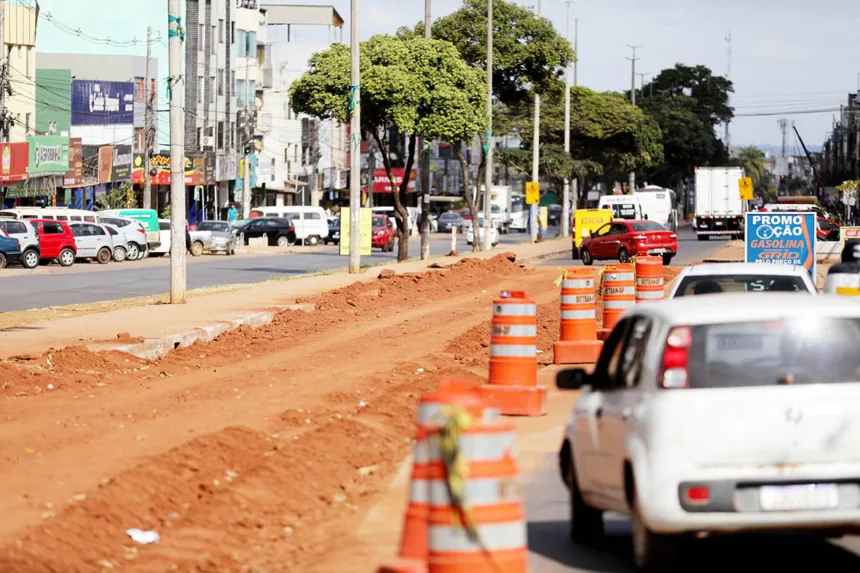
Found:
[35,0,859,149]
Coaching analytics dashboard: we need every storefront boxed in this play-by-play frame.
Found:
[0,142,30,207]
[10,136,70,206]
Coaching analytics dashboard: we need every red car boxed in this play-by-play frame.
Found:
[372,214,396,251]
[30,219,77,267]
[817,216,840,242]
[580,220,677,266]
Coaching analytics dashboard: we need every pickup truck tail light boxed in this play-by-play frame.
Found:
[660,325,691,389]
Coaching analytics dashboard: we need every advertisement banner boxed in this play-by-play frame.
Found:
[0,142,29,183]
[111,144,133,181]
[28,135,69,176]
[204,152,216,184]
[133,153,203,186]
[187,155,205,186]
[98,145,113,183]
[840,227,860,252]
[63,138,83,187]
[372,168,416,194]
[339,207,372,256]
[71,79,134,125]
[745,212,816,277]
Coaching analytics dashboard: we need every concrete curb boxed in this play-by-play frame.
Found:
[95,304,313,361]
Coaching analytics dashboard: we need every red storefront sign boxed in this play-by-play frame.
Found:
[132,153,204,186]
[372,167,416,194]
[0,142,29,182]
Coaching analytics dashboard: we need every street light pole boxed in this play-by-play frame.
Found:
[626,44,641,193]
[167,0,186,303]
[419,0,431,260]
[561,0,573,238]
[482,0,493,250]
[348,0,361,273]
[530,0,542,242]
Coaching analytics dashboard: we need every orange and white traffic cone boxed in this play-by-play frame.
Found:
[599,263,636,339]
[478,290,547,416]
[553,268,603,364]
[634,255,664,303]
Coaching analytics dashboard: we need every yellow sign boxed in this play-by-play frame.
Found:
[573,209,613,249]
[840,226,860,252]
[837,286,860,297]
[738,177,753,201]
[539,206,548,231]
[525,181,540,205]
[339,207,372,256]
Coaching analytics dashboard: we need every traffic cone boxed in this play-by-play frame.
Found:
[553,268,603,364]
[634,255,664,303]
[598,263,636,339]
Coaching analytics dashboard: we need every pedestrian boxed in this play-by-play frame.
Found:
[227,203,238,222]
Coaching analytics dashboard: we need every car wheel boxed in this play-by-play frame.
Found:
[0,252,6,268]
[632,488,680,572]
[618,248,631,264]
[581,248,594,266]
[136,246,148,260]
[662,254,674,266]
[58,248,76,267]
[571,246,580,260]
[191,241,204,256]
[126,242,140,260]
[306,235,321,246]
[227,243,235,256]
[276,235,290,247]
[22,248,39,269]
[697,234,709,241]
[97,247,112,264]
[113,246,127,262]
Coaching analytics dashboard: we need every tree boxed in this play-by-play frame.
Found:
[95,181,137,210]
[639,64,734,187]
[289,35,487,261]
[731,145,767,191]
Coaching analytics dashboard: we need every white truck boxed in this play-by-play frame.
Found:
[486,185,527,233]
[635,185,678,231]
[694,166,745,241]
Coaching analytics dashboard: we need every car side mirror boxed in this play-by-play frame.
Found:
[556,368,591,390]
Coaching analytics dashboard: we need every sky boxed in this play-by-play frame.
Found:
[35,0,860,150]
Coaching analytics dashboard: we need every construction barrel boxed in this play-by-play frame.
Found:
[634,256,664,303]
[553,268,603,364]
[601,264,636,332]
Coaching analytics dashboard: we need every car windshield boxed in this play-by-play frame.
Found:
[687,318,860,388]
[630,221,665,231]
[372,216,386,227]
[329,219,340,228]
[197,221,230,232]
[606,204,637,219]
[440,213,458,221]
[232,220,252,230]
[674,274,810,296]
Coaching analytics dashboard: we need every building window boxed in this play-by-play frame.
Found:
[198,24,204,51]
[198,76,203,104]
[197,127,202,148]
[236,30,246,57]
[211,26,217,55]
[219,19,224,43]
[249,81,256,105]
[231,22,235,44]
[236,79,246,107]
[229,121,235,149]
[217,69,224,96]
[217,121,224,150]
[134,127,144,152]
[24,112,31,135]
[211,76,216,103]
[245,31,256,57]
[134,77,145,102]
[25,47,30,79]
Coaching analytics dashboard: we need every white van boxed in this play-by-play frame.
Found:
[597,195,643,221]
[249,206,328,246]
[0,207,98,223]
[635,186,678,230]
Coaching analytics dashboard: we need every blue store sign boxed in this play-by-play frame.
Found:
[745,212,816,277]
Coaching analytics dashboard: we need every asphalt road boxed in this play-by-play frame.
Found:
[525,454,860,572]
[538,226,730,268]
[1,229,550,312]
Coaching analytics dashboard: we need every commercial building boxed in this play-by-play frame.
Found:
[4,0,37,142]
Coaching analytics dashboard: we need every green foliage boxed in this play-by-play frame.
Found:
[430,0,574,105]
[161,205,171,219]
[96,181,137,210]
[731,145,767,190]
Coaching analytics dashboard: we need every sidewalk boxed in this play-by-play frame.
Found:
[0,239,569,360]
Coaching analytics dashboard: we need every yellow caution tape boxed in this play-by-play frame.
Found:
[553,268,568,287]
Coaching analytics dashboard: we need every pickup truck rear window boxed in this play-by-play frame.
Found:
[688,318,860,387]
[674,275,810,296]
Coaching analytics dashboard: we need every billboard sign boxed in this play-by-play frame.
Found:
[28,135,69,176]
[63,138,83,187]
[98,146,113,183]
[71,79,134,125]
[111,145,133,181]
[372,168,416,194]
[840,226,860,253]
[744,212,816,277]
[0,142,29,182]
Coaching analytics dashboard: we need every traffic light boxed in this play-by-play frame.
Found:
[779,176,786,196]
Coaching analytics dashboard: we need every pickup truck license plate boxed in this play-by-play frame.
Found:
[759,484,838,511]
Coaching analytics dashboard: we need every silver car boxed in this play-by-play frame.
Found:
[0,219,39,268]
[69,222,114,264]
[190,220,236,256]
[103,224,130,262]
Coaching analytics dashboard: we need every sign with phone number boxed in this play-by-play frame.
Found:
[744,212,816,277]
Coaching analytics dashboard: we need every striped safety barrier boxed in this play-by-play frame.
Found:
[479,291,547,416]
[634,256,664,303]
[553,268,603,364]
[602,264,635,331]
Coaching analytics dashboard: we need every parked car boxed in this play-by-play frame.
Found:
[237,217,297,247]
[150,219,172,256]
[580,220,677,266]
[0,234,22,268]
[29,219,77,267]
[324,218,341,245]
[466,216,500,247]
[249,206,327,246]
[668,262,817,298]
[438,212,465,233]
[190,220,237,255]
[103,224,130,262]
[98,208,160,251]
[69,222,114,264]
[0,219,40,268]
[557,294,860,571]
[817,216,840,242]
[97,215,148,260]
[372,214,396,252]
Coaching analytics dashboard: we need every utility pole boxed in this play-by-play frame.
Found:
[0,0,6,143]
[561,0,573,238]
[638,72,648,94]
[242,78,251,218]
[168,0,186,303]
[482,0,493,250]
[419,0,431,260]
[143,26,153,210]
[529,0,542,242]
[725,32,732,153]
[626,44,641,193]
[573,18,578,87]
[778,118,789,157]
[348,0,361,273]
